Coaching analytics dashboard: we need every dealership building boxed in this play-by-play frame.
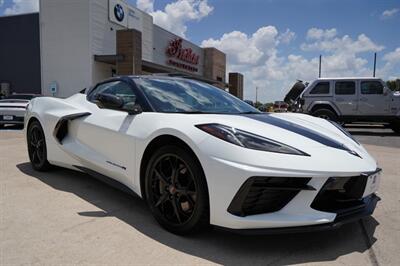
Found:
[0,0,244,99]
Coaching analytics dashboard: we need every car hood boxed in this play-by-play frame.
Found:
[157,112,372,163]
[283,81,306,103]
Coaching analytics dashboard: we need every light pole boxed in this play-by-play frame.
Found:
[255,86,258,103]
[319,55,322,78]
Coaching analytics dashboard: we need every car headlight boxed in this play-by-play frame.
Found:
[195,123,309,156]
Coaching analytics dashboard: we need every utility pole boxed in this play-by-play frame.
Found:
[255,86,258,103]
[319,55,322,78]
[373,52,377,77]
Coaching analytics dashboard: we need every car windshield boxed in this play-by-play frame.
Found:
[135,78,260,114]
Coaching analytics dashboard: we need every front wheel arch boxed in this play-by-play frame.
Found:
[26,117,40,138]
[27,118,52,171]
[310,104,339,117]
[139,135,208,201]
[311,107,339,122]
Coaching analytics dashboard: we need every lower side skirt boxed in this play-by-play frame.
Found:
[73,165,138,197]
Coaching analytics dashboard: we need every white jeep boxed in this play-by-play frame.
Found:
[285,77,400,133]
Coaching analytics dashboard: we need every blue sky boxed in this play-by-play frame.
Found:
[1,0,399,102]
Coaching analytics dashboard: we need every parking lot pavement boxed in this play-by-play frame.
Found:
[1,129,399,265]
[346,124,400,148]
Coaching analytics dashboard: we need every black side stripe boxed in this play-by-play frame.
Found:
[243,114,355,154]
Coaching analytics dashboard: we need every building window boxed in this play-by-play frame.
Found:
[335,81,355,95]
[216,76,223,82]
[310,82,330,94]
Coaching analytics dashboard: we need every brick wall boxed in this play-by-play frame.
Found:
[229,73,244,99]
[203,48,226,83]
[116,29,142,75]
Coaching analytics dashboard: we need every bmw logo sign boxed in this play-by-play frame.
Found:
[114,4,125,22]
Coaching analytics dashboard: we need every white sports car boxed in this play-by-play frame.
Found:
[0,94,38,128]
[25,76,381,235]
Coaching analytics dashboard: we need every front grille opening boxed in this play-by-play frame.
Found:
[228,176,313,217]
[311,176,368,214]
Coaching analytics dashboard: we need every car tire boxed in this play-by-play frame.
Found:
[144,145,209,235]
[312,109,338,122]
[27,120,52,171]
[390,120,400,134]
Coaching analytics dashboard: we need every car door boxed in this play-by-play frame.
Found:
[358,80,390,116]
[73,80,141,187]
[303,81,332,111]
[334,80,358,116]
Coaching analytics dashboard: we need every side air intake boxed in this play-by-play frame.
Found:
[228,176,314,217]
[53,112,91,144]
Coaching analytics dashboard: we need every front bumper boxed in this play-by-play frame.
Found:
[201,151,380,230]
[215,194,379,234]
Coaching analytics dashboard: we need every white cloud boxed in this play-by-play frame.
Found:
[136,0,154,12]
[201,27,393,102]
[306,28,337,40]
[136,0,213,37]
[4,0,39,15]
[202,26,278,65]
[278,29,296,44]
[301,33,384,54]
[381,8,399,19]
[383,47,400,64]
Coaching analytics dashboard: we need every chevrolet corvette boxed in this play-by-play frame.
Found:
[25,75,381,234]
[0,94,38,128]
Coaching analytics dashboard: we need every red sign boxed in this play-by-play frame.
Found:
[166,38,199,72]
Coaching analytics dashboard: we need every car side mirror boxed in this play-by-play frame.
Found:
[95,93,124,109]
[122,102,143,115]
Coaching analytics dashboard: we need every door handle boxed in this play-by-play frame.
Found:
[360,97,368,102]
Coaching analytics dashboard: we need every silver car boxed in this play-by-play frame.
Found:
[0,94,38,128]
[288,77,400,133]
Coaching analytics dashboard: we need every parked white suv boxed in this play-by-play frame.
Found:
[291,77,400,132]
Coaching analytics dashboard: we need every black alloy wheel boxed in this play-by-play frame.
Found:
[145,145,209,234]
[27,120,51,171]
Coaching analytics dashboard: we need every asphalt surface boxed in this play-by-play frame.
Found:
[345,123,400,148]
[1,126,399,265]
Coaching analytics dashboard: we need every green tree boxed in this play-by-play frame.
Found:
[254,101,263,109]
[386,79,400,91]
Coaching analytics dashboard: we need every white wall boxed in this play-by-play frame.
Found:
[137,9,153,62]
[89,0,153,84]
[40,0,206,97]
[90,0,122,84]
[91,0,122,56]
[40,0,92,97]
